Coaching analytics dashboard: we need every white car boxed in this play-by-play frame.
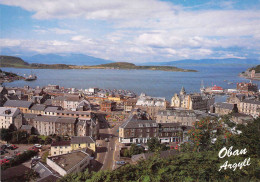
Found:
[34,144,42,148]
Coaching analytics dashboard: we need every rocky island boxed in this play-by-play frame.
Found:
[0,56,197,72]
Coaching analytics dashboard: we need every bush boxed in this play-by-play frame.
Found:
[28,135,39,144]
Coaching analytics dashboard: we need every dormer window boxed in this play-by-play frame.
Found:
[146,123,150,127]
[138,124,143,127]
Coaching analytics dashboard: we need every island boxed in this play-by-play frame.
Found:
[0,69,25,84]
[0,55,197,72]
[240,65,260,80]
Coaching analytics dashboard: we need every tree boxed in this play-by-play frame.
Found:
[11,130,28,144]
[28,135,39,144]
[129,144,145,156]
[44,136,52,145]
[147,137,168,152]
[0,128,12,142]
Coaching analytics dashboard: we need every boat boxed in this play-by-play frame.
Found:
[25,73,37,81]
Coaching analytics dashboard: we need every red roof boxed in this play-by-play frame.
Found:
[212,85,223,90]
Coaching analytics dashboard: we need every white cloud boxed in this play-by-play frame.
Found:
[1,0,260,62]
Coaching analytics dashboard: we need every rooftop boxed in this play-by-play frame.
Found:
[4,99,32,108]
[51,140,71,147]
[71,136,95,144]
[48,151,89,171]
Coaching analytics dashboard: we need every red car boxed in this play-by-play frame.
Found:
[10,145,18,150]
[29,146,39,152]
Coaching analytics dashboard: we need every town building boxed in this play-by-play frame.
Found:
[50,136,96,157]
[231,113,254,125]
[210,102,238,115]
[3,100,33,113]
[239,100,260,118]
[136,93,167,120]
[236,82,258,93]
[50,141,71,156]
[119,114,158,144]
[171,87,214,111]
[124,99,137,113]
[28,104,46,114]
[71,136,96,152]
[100,100,116,112]
[46,151,91,176]
[156,109,196,126]
[0,107,20,129]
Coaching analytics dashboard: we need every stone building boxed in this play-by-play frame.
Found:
[210,102,238,115]
[119,114,158,144]
[156,109,196,126]
[171,87,214,111]
[4,100,33,113]
[100,100,116,112]
[236,82,258,93]
[123,99,137,113]
[239,100,260,118]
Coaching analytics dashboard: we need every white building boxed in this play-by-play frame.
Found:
[0,107,20,129]
[136,93,166,107]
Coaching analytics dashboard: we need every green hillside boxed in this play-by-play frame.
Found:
[0,56,197,72]
[250,65,260,73]
[0,56,30,68]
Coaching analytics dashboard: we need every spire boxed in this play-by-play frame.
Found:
[180,86,186,95]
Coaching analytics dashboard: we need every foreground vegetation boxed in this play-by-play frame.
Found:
[60,117,260,181]
[0,56,197,72]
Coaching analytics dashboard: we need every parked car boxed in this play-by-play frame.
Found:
[9,145,18,150]
[116,161,125,165]
[105,138,109,142]
[34,144,42,148]
[0,159,10,165]
[29,146,39,152]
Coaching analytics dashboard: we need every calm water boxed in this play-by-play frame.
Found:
[2,65,260,101]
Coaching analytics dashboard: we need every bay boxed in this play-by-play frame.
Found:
[2,65,259,101]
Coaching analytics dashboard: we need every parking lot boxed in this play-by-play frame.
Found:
[1,143,50,160]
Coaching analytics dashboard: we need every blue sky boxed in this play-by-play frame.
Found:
[1,0,260,63]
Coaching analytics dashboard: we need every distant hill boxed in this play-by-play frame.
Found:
[21,53,114,65]
[0,56,30,67]
[140,58,260,66]
[0,56,196,72]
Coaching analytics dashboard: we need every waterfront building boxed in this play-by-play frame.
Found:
[136,93,167,120]
[171,87,214,111]
[236,82,258,93]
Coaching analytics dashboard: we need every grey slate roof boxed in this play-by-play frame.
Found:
[120,115,157,129]
[157,109,196,117]
[56,117,76,124]
[23,113,38,119]
[71,136,95,144]
[214,102,235,110]
[34,115,59,122]
[4,100,32,108]
[44,106,60,112]
[30,104,46,111]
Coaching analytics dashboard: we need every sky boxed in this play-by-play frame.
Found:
[0,0,260,63]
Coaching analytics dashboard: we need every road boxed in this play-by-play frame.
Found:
[95,113,122,171]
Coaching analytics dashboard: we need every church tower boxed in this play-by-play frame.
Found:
[180,86,186,95]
